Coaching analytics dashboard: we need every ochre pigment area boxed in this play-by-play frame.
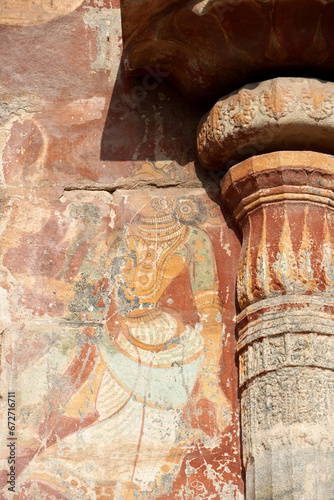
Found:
[0,0,85,25]
[2,1,333,498]
[0,1,243,498]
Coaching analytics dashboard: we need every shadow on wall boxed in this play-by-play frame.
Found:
[100,55,334,179]
[100,57,209,165]
[98,56,238,237]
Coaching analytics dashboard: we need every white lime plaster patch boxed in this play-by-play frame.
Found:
[83,6,122,82]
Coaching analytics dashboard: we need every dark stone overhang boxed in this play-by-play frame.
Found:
[120,0,334,101]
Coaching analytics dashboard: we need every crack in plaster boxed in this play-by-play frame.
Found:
[63,178,205,193]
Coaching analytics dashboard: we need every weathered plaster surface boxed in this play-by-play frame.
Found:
[0,0,86,26]
[0,1,243,498]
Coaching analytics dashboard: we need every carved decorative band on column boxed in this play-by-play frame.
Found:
[238,296,334,381]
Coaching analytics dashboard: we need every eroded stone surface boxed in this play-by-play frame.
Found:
[221,150,334,500]
[198,77,334,171]
[121,0,334,100]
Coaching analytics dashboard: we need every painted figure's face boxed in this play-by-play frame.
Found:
[121,191,174,218]
[126,191,152,215]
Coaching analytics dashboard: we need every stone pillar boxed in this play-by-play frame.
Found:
[222,151,334,499]
[197,78,334,499]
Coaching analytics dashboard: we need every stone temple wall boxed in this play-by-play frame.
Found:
[0,2,244,499]
[2,2,334,499]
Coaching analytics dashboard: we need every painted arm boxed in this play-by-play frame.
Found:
[186,227,230,430]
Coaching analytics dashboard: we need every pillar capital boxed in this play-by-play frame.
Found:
[221,150,334,222]
[198,77,334,171]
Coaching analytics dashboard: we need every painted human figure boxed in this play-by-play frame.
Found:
[17,192,230,499]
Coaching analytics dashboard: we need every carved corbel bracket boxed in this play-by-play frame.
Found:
[121,0,334,100]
